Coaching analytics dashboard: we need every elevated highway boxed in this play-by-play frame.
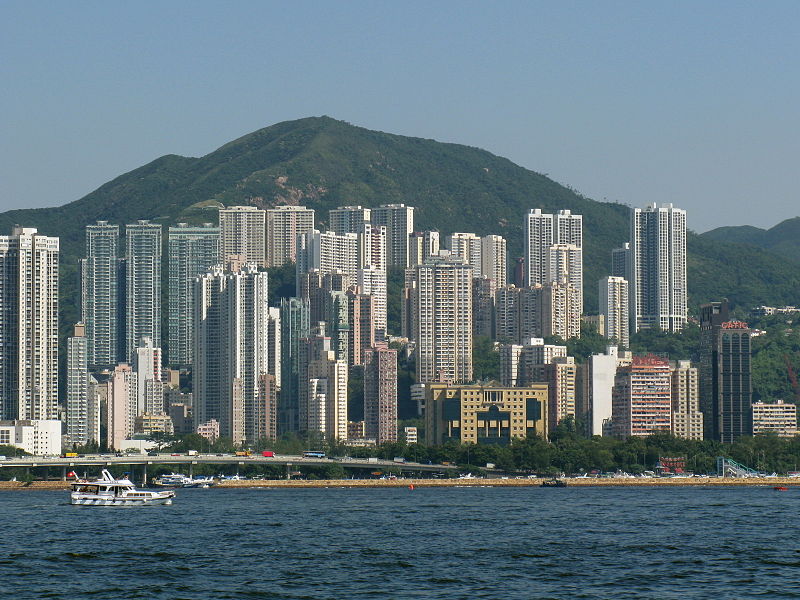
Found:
[0,453,458,482]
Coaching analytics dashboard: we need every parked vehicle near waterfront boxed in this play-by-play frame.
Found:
[70,470,175,506]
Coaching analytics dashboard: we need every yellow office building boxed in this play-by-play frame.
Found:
[425,384,548,445]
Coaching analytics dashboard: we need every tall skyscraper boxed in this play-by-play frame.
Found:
[0,227,59,421]
[167,223,220,366]
[125,221,162,361]
[347,289,375,366]
[599,276,629,348]
[359,223,387,272]
[265,205,315,267]
[66,323,91,446]
[414,254,473,384]
[546,243,582,313]
[279,297,310,433]
[194,262,271,445]
[330,206,371,235]
[629,203,687,332]
[699,300,752,443]
[481,234,507,288]
[297,331,349,440]
[219,206,266,267]
[372,204,414,268]
[611,243,630,280]
[81,221,119,368]
[524,209,582,287]
[363,343,398,444]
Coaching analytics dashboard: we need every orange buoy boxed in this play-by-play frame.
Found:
[409,484,414,490]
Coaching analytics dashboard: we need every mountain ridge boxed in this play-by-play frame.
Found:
[0,116,798,330]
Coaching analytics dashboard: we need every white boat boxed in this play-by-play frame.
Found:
[152,473,193,487]
[70,470,175,506]
[183,476,216,488]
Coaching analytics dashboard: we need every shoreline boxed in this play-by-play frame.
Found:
[2,477,800,490]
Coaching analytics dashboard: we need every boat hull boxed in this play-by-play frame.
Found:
[71,495,173,506]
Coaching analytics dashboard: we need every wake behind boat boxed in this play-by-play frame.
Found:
[70,470,175,506]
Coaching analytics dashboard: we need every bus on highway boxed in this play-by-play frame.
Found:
[302,450,326,458]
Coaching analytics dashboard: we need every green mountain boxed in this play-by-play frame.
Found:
[702,217,800,264]
[1,115,799,329]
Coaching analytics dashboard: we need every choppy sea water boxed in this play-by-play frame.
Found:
[2,485,799,599]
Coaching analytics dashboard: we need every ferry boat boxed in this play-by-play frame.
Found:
[70,470,175,506]
[152,473,192,487]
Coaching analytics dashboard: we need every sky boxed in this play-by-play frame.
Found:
[2,1,799,233]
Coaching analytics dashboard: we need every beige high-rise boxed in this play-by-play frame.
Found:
[266,205,315,267]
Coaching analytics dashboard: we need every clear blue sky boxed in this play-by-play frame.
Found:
[2,1,798,232]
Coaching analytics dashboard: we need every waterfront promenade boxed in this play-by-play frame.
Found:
[3,476,799,490]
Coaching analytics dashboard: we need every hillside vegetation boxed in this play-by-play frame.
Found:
[1,116,798,331]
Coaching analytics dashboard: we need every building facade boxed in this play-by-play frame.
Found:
[167,223,220,366]
[599,276,630,348]
[413,255,473,384]
[628,203,687,332]
[265,205,315,267]
[670,360,704,440]
[699,300,753,443]
[81,221,119,368]
[125,221,162,361]
[426,383,548,445]
[363,343,398,444]
[612,355,672,438]
[371,204,414,268]
[219,206,266,267]
[0,227,60,421]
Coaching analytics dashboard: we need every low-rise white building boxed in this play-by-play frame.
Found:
[752,400,798,437]
[0,420,62,455]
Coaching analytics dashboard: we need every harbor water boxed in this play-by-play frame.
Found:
[2,485,799,599]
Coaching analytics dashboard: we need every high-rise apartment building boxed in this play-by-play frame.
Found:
[66,323,91,446]
[296,230,360,290]
[524,209,582,287]
[0,227,59,421]
[298,332,348,440]
[586,346,633,436]
[347,289,375,366]
[481,234,507,288]
[265,205,315,267]
[699,300,752,442]
[279,297,310,433]
[359,223,387,271]
[408,231,440,266]
[532,356,577,432]
[671,360,703,440]
[194,262,271,445]
[611,243,630,280]
[372,204,414,268]
[541,281,581,340]
[363,343,398,444]
[167,223,220,366]
[81,221,119,368]
[330,206,371,235]
[267,307,281,389]
[125,221,162,361]
[219,206,266,267]
[135,337,163,416]
[414,254,473,384]
[546,243,582,313]
[106,363,137,451]
[472,277,496,338]
[446,233,482,276]
[599,276,629,348]
[499,337,568,387]
[612,355,672,438]
[629,203,687,332]
[357,266,387,340]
